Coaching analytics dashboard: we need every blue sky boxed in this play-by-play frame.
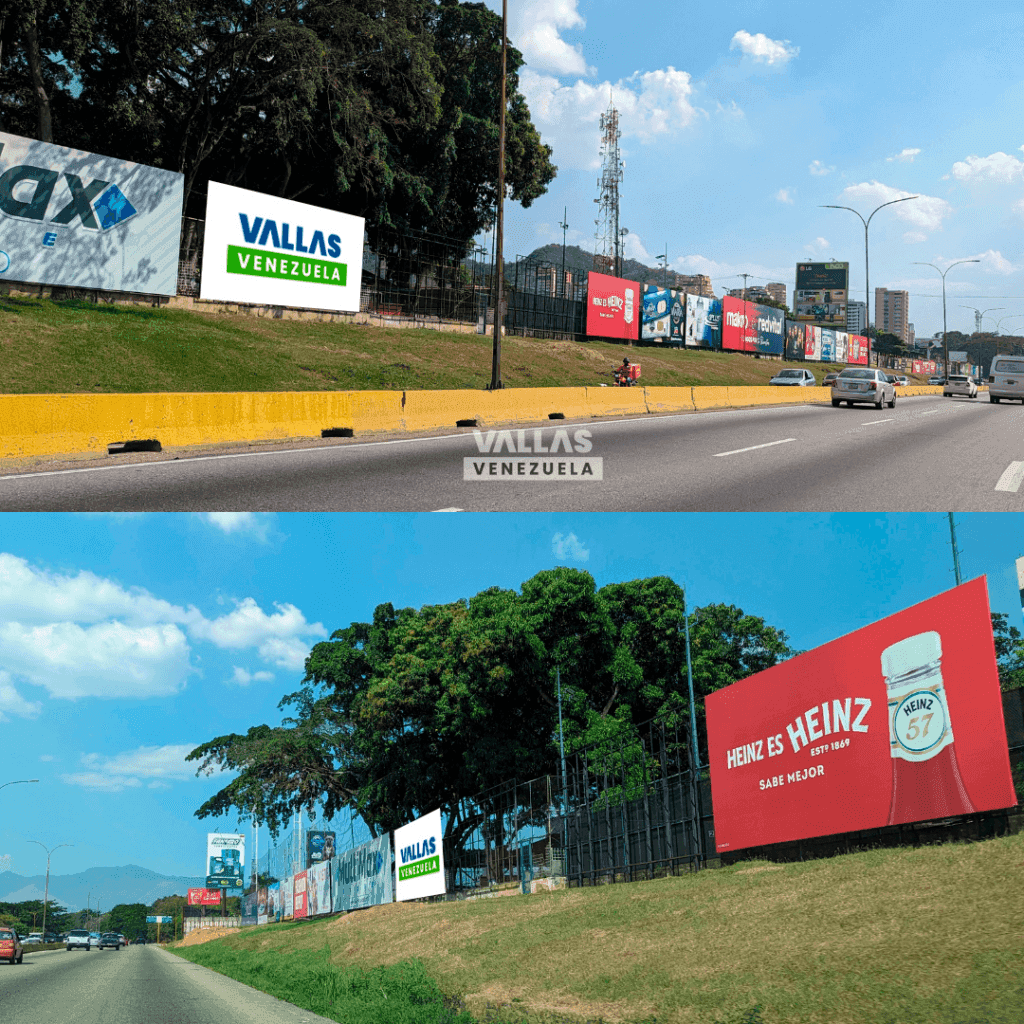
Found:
[485,0,1024,339]
[1,512,1022,882]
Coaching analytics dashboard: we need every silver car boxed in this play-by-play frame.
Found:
[943,373,977,398]
[831,367,896,409]
[768,368,817,386]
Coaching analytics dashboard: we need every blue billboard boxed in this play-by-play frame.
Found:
[820,329,836,363]
[753,303,784,355]
[333,833,393,913]
[685,294,722,349]
[642,285,685,345]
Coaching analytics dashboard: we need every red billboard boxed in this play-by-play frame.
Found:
[585,271,639,341]
[705,577,1017,854]
[848,334,868,365]
[292,870,308,920]
[187,888,222,905]
[721,295,756,352]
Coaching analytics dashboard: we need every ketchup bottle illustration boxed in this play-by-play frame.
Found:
[882,631,975,825]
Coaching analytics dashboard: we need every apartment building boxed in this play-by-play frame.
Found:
[667,272,714,296]
[875,288,910,341]
[846,300,867,334]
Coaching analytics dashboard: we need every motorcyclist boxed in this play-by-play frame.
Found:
[614,356,632,386]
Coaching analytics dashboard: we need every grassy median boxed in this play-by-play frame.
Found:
[0,295,925,395]
[169,829,1024,1024]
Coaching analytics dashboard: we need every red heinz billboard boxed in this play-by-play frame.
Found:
[705,577,1017,854]
[586,271,639,341]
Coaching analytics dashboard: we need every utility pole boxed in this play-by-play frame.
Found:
[489,0,508,390]
[682,588,703,870]
[558,208,569,300]
[948,513,962,586]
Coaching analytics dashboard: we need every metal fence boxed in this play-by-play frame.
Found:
[182,912,241,935]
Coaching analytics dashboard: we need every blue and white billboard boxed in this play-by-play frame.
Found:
[753,303,784,355]
[641,285,685,345]
[820,328,836,363]
[685,294,722,349]
[0,131,184,295]
[333,833,393,913]
[394,808,446,902]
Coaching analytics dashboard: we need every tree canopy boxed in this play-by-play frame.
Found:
[0,0,556,245]
[188,569,794,856]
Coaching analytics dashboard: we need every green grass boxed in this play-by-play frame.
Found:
[0,295,919,394]
[167,830,1024,1024]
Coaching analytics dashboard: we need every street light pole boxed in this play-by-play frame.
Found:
[994,314,1024,336]
[28,840,72,940]
[913,259,980,374]
[820,196,919,366]
[558,208,569,300]
[489,0,508,391]
[0,779,39,794]
[960,305,1003,335]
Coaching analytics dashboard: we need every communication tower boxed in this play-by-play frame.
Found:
[593,98,624,276]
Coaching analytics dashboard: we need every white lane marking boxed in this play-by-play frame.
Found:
[920,410,938,416]
[432,507,464,512]
[713,438,796,457]
[861,418,894,425]
[995,462,1024,493]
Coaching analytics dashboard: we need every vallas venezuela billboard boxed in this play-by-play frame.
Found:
[705,577,1017,854]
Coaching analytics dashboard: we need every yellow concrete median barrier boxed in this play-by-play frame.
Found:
[584,387,650,418]
[643,386,696,414]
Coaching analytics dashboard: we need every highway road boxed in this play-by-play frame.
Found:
[1,394,1023,511]
[0,944,339,1024]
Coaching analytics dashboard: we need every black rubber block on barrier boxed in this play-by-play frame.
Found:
[456,419,478,427]
[548,412,565,419]
[107,439,162,454]
[322,427,355,438]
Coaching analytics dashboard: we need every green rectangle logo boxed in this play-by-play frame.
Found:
[226,244,347,287]
[398,855,440,881]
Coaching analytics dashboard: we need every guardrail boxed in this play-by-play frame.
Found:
[0,385,950,461]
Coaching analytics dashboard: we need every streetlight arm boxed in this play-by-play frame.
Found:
[865,195,919,228]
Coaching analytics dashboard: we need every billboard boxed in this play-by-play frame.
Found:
[206,833,245,889]
[794,262,848,325]
[804,325,821,362]
[948,351,968,363]
[684,294,722,349]
[849,334,868,365]
[241,892,257,927]
[0,131,184,295]
[333,833,393,913]
[820,328,835,363]
[641,284,685,345]
[586,271,639,341]
[293,871,308,920]
[307,860,332,916]
[720,297,784,355]
[306,830,336,868]
[784,320,804,360]
[281,875,294,919]
[257,885,268,927]
[912,359,937,374]
[834,331,848,364]
[394,808,446,901]
[267,881,280,923]
[705,577,1017,854]
[187,888,222,906]
[754,303,784,356]
[200,181,365,312]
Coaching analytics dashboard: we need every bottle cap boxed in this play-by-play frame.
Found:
[881,631,942,680]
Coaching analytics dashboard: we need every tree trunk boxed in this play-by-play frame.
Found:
[23,11,53,142]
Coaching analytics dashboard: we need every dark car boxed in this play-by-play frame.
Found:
[98,932,121,950]
[135,934,147,945]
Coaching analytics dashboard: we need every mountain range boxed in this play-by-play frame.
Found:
[0,865,205,912]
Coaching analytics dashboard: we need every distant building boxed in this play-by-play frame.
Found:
[667,272,714,297]
[727,285,777,305]
[907,322,915,349]
[875,288,910,341]
[846,300,867,334]
[765,282,787,306]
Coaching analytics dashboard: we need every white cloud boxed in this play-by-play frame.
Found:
[198,513,273,541]
[838,182,952,233]
[887,148,921,163]
[228,666,275,687]
[809,160,834,176]
[950,150,1024,183]
[508,0,593,77]
[519,66,699,169]
[775,188,795,205]
[730,30,798,65]
[552,532,590,562]
[966,249,1017,275]
[1014,197,1024,218]
[62,744,200,793]
[0,621,194,699]
[39,754,54,761]
[0,554,326,699]
[903,231,927,244]
[804,237,831,255]
[0,670,42,722]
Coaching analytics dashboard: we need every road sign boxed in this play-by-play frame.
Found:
[146,916,174,923]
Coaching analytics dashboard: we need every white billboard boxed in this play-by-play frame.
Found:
[206,833,245,890]
[0,131,183,295]
[394,808,446,902]
[200,181,364,312]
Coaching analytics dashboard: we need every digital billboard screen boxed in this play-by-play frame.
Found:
[586,271,639,341]
[794,263,849,325]
[705,577,1017,854]
[796,262,849,291]
[685,295,721,349]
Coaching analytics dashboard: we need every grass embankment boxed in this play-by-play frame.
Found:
[0,295,923,394]
[169,830,1024,1024]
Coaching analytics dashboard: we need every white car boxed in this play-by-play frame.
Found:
[943,374,977,399]
[989,355,1024,403]
[769,368,817,386]
[66,929,91,950]
[831,367,896,409]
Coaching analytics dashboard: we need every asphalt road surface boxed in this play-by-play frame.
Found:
[2,394,1023,511]
[0,944,339,1024]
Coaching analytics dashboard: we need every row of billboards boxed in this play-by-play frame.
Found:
[0,132,365,314]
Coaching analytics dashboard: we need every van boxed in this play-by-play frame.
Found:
[988,355,1024,403]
